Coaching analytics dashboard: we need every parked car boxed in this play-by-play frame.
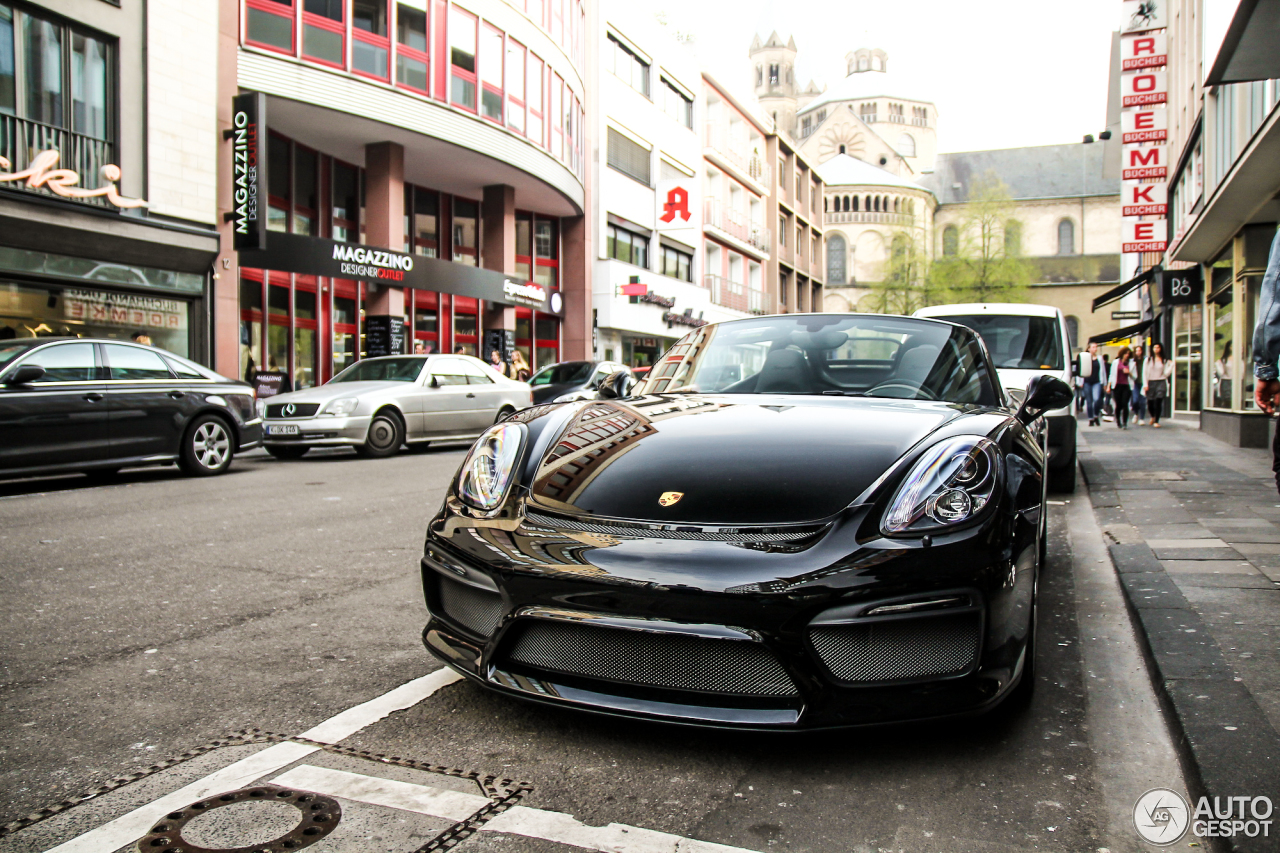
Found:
[419,313,1070,729]
[914,303,1077,492]
[527,360,631,404]
[261,354,531,460]
[0,337,261,479]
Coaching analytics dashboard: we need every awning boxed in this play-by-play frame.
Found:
[1088,318,1154,345]
[1092,266,1159,312]
[1205,0,1280,86]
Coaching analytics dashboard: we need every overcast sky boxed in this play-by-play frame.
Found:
[654,0,1120,154]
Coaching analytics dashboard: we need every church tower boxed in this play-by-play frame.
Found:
[750,32,799,135]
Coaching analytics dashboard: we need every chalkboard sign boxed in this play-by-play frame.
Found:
[365,315,405,357]
[483,328,515,362]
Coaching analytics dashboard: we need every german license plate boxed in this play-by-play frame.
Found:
[267,424,299,436]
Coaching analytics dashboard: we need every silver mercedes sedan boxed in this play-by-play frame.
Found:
[261,355,531,460]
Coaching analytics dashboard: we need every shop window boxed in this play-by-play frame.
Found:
[449,7,476,111]
[410,187,438,256]
[453,296,478,355]
[414,308,438,333]
[267,134,291,232]
[527,53,543,147]
[239,274,264,380]
[246,0,296,53]
[332,288,358,376]
[606,128,650,186]
[395,2,428,92]
[293,284,319,389]
[534,218,558,288]
[1211,284,1235,409]
[452,198,479,266]
[660,245,692,282]
[294,145,318,236]
[607,224,648,269]
[352,0,389,79]
[516,213,533,280]
[505,38,525,134]
[302,0,344,67]
[332,161,360,242]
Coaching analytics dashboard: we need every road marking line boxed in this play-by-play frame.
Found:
[270,764,758,853]
[43,668,461,853]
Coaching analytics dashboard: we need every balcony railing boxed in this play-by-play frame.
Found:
[824,211,914,226]
[705,274,773,315]
[703,123,770,186]
[703,200,771,253]
[0,115,116,209]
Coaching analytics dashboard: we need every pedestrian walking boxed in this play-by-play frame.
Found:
[489,348,512,379]
[1101,354,1114,420]
[510,349,531,382]
[1106,346,1135,429]
[1143,342,1173,427]
[1078,342,1105,426]
[1131,344,1148,424]
[1251,228,1280,495]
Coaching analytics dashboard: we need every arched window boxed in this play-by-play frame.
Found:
[1065,315,1080,351]
[1057,218,1075,255]
[942,225,959,256]
[823,196,829,212]
[755,65,762,87]
[893,197,901,213]
[1004,220,1023,255]
[873,196,880,212]
[838,144,846,154]
[897,133,916,157]
[852,196,859,212]
[827,233,847,285]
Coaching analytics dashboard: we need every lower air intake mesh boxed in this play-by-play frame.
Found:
[507,621,798,697]
[437,575,505,637]
[809,612,981,683]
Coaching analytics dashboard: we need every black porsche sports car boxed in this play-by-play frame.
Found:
[419,313,1073,729]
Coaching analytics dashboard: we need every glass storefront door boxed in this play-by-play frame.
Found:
[294,278,319,389]
[332,280,358,377]
[267,280,292,387]
[1173,304,1203,413]
[2,280,192,355]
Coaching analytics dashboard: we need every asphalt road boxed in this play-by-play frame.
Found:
[0,444,1189,852]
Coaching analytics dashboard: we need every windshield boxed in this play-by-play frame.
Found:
[530,362,593,386]
[633,315,999,404]
[937,314,1063,371]
[330,357,426,383]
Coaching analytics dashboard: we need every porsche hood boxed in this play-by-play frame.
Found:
[523,396,965,525]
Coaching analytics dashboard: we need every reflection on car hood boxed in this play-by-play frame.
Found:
[531,382,586,404]
[266,381,411,405]
[525,394,966,525]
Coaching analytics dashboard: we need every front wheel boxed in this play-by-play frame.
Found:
[180,414,235,476]
[356,412,404,458]
[495,406,516,424]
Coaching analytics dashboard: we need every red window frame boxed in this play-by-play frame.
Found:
[293,275,321,388]
[449,6,478,113]
[245,0,297,55]
[527,53,544,148]
[505,37,526,135]
[550,72,562,162]
[301,1,346,69]
[351,0,391,81]
[479,23,504,124]
[331,278,360,378]
[411,289,441,353]
[453,295,479,355]
[394,0,430,95]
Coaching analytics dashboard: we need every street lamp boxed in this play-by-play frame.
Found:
[1080,130,1111,256]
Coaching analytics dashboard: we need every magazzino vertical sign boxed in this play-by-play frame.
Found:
[230,93,267,251]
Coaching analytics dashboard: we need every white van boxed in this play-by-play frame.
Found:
[914,302,1077,492]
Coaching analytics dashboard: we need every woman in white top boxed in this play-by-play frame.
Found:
[1143,342,1174,427]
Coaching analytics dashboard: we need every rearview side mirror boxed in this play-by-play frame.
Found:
[596,370,634,400]
[4,364,46,385]
[1016,375,1074,425]
[429,374,439,387]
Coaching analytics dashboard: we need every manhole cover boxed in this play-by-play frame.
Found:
[181,801,300,848]
[135,784,340,853]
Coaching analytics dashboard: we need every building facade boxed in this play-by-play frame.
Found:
[217,0,591,389]
[1,0,220,358]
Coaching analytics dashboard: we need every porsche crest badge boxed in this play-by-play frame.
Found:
[659,491,684,507]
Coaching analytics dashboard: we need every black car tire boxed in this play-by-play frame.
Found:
[1047,452,1077,494]
[356,411,403,458]
[179,414,235,476]
[495,406,516,424]
[266,445,309,460]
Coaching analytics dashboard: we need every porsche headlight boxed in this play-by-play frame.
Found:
[456,423,527,512]
[882,436,1001,535]
[322,397,359,417]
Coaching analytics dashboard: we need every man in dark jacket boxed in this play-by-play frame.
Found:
[1078,342,1105,426]
[1254,230,1280,494]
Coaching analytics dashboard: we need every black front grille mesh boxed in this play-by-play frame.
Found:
[506,621,798,697]
[266,403,320,419]
[437,575,505,637]
[809,613,981,683]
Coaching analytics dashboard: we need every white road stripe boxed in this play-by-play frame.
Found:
[270,763,759,853]
[42,668,461,853]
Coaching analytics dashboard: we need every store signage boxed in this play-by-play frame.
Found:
[237,231,563,315]
[1121,69,1168,106]
[1112,310,1142,320]
[1161,266,1203,305]
[1122,219,1168,253]
[639,292,676,309]
[0,150,148,208]
[365,315,405,357]
[230,93,267,251]
[1122,108,1167,143]
[62,289,186,330]
[656,180,695,232]
[1121,30,1167,69]
[663,310,707,329]
[1122,144,1167,179]
[1121,0,1167,34]
[1122,180,1168,216]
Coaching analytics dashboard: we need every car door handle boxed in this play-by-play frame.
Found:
[466,392,476,398]
[83,393,104,402]
[168,390,185,399]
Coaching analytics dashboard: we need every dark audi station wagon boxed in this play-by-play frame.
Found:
[0,338,262,479]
